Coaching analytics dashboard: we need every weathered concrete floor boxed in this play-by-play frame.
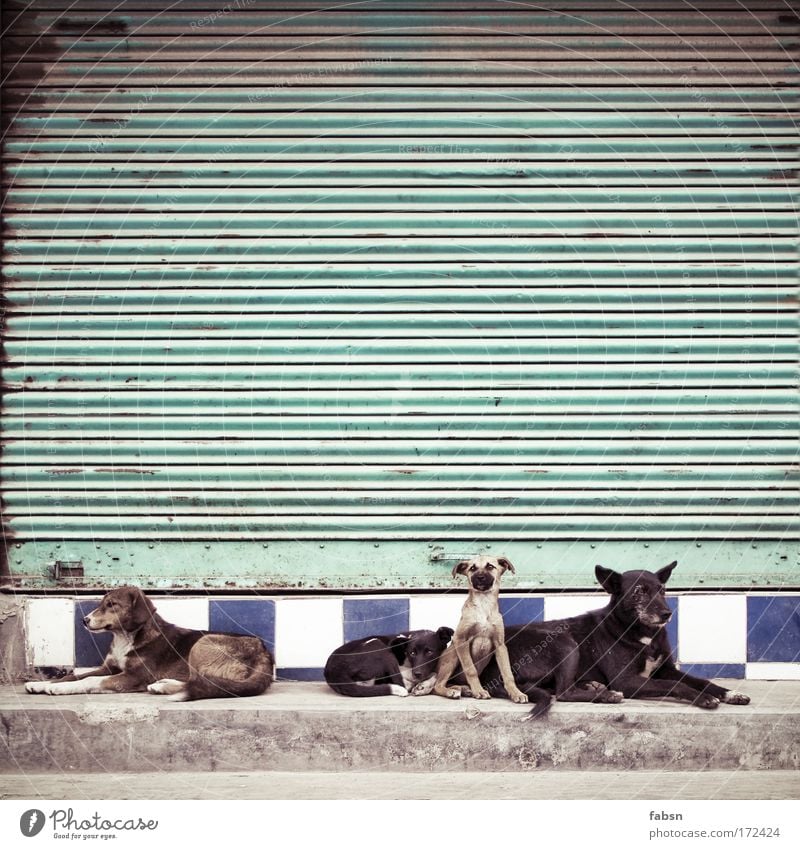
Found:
[2,770,798,801]
[1,680,798,776]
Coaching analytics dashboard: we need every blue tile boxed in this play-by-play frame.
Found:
[209,600,276,655]
[679,663,746,680]
[343,598,409,642]
[74,599,111,667]
[666,596,679,657]
[747,596,800,662]
[277,667,325,682]
[499,596,544,626]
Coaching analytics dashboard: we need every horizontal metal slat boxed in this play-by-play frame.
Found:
[8,389,796,416]
[5,285,794,312]
[5,464,795,489]
[5,262,796,286]
[5,237,795,262]
[4,415,792,439]
[5,187,797,212]
[6,212,796,239]
[19,1,800,11]
[9,314,794,337]
[5,437,797,463]
[5,34,796,62]
[7,111,797,135]
[7,337,795,364]
[7,488,798,509]
[6,363,796,390]
[8,11,795,36]
[7,515,797,540]
[6,86,795,111]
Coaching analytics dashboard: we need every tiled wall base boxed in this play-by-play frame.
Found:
[24,593,800,681]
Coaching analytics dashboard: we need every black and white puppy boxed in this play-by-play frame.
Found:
[324,627,454,697]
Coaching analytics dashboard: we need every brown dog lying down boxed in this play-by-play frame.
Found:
[25,586,273,702]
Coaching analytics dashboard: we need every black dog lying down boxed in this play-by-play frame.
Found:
[325,627,454,697]
[479,562,750,718]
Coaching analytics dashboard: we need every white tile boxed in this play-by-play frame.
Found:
[275,598,343,668]
[27,599,75,667]
[544,595,604,621]
[153,598,208,631]
[746,663,800,680]
[678,595,747,664]
[408,595,465,631]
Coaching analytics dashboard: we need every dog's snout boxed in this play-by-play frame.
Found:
[659,610,672,623]
[82,615,91,625]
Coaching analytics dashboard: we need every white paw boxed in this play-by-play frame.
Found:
[724,691,750,705]
[25,681,50,694]
[167,691,191,702]
[148,679,184,696]
[389,684,410,697]
[412,681,434,696]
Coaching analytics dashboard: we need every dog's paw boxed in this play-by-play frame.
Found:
[604,690,624,704]
[694,694,720,710]
[25,681,50,695]
[509,689,529,704]
[444,687,462,700]
[471,688,492,700]
[723,691,750,705]
[148,679,185,696]
[389,684,410,697]
[411,681,433,696]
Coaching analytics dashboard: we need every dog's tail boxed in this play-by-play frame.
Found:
[523,685,553,719]
[178,637,274,701]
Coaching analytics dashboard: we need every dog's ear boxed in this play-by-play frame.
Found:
[452,560,471,578]
[656,561,678,585]
[497,557,515,575]
[436,626,454,646]
[595,565,621,595]
[389,635,408,664]
[128,587,155,627]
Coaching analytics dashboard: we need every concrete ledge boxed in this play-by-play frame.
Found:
[1,681,797,774]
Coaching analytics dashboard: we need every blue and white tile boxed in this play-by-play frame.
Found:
[343,598,409,642]
[26,599,75,667]
[747,596,800,662]
[210,599,276,655]
[408,595,464,632]
[745,663,800,680]
[153,598,209,631]
[499,596,544,626]
[678,595,747,664]
[274,597,343,672]
[543,594,603,621]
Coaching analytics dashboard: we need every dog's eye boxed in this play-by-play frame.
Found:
[469,565,477,572]
[425,648,432,655]
[486,564,495,570]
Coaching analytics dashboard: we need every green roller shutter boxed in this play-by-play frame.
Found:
[1,0,798,589]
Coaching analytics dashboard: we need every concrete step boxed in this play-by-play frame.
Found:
[3,771,799,801]
[1,681,797,774]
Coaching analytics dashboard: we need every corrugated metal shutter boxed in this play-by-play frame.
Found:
[1,0,798,589]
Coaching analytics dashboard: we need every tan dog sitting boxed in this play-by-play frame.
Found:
[433,555,528,703]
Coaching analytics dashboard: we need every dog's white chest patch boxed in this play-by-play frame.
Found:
[108,632,135,670]
[642,654,662,678]
[639,636,652,646]
[398,660,415,691]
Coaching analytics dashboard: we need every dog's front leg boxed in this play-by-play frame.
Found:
[494,644,528,704]
[433,644,471,699]
[611,675,721,708]
[31,673,146,696]
[454,638,491,699]
[25,664,118,694]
